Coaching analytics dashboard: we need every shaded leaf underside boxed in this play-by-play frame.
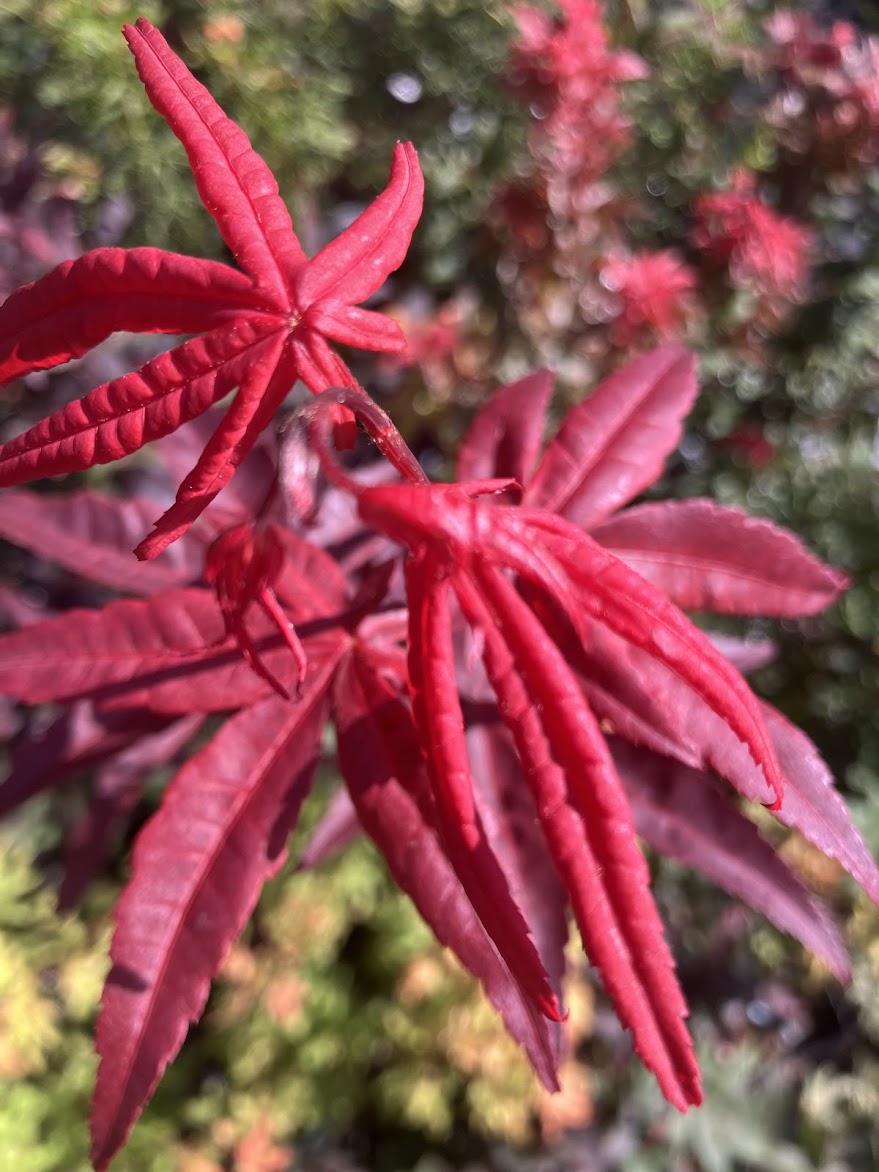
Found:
[91,650,340,1170]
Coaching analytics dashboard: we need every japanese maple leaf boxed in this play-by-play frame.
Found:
[0,18,423,559]
[455,345,874,835]
[355,477,793,1111]
[456,346,850,755]
[449,347,879,1015]
[300,369,875,1116]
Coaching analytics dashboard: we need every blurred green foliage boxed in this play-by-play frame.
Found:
[0,0,521,283]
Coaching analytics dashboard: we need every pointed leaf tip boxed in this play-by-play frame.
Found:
[594,499,849,617]
[294,141,424,310]
[123,17,305,298]
[458,369,556,486]
[527,344,698,527]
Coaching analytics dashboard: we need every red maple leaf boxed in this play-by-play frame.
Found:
[0,18,423,559]
[301,354,871,1112]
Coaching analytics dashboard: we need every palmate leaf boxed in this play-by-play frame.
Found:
[0,19,423,554]
[349,463,872,1108]
[91,650,341,1171]
[357,482,725,1104]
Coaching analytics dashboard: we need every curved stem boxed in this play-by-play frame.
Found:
[306,386,429,497]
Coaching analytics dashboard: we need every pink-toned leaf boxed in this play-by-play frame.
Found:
[123,19,306,301]
[333,650,562,1087]
[58,714,203,911]
[526,345,698,526]
[134,337,297,560]
[765,705,879,906]
[0,588,313,712]
[293,142,423,309]
[0,318,281,487]
[0,247,260,383]
[613,738,850,983]
[592,500,848,616]
[457,369,555,486]
[90,659,337,1171]
[0,703,168,818]
[0,488,201,594]
[458,565,701,1110]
